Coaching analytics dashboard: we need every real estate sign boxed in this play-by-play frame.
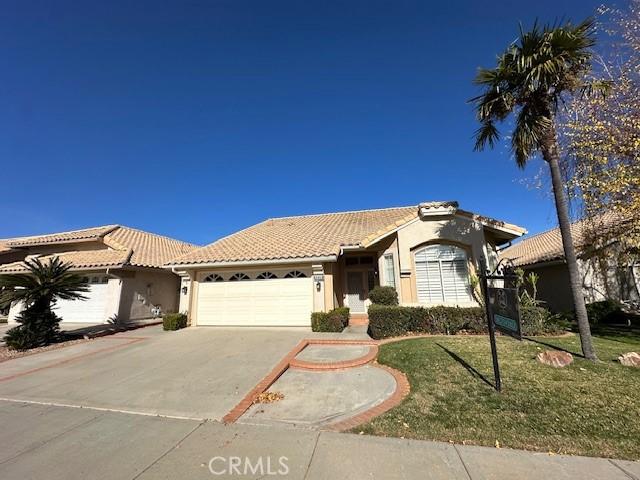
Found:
[488,287,522,340]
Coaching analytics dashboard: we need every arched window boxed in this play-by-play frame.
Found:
[284,270,307,278]
[256,272,277,280]
[414,244,472,303]
[229,273,250,281]
[203,274,224,283]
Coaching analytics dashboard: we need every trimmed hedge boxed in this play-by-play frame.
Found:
[163,313,188,331]
[368,286,399,305]
[368,304,567,339]
[368,305,485,339]
[311,307,350,332]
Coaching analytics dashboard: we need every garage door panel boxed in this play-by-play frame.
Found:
[53,284,109,323]
[197,278,312,326]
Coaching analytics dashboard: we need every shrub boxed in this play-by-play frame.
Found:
[368,286,399,305]
[586,300,629,325]
[368,304,566,339]
[311,307,350,332]
[367,305,486,339]
[163,313,188,331]
[519,304,567,335]
[4,307,61,350]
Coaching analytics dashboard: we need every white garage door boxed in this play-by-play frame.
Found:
[53,276,109,323]
[196,270,313,327]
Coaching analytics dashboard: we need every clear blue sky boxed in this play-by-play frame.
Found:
[0,0,604,245]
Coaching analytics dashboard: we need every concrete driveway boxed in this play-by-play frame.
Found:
[0,325,309,420]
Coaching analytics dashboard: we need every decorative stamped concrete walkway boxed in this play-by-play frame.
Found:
[225,337,410,431]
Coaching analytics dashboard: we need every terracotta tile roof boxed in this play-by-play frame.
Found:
[0,242,14,254]
[103,226,197,268]
[3,225,118,247]
[0,225,197,272]
[500,212,620,267]
[171,206,418,265]
[0,250,131,273]
[170,204,525,266]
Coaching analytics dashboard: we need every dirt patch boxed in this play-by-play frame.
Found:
[0,338,91,363]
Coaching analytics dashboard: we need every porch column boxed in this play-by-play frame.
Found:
[311,264,326,312]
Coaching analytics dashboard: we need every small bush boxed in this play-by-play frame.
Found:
[520,304,567,335]
[311,307,350,332]
[368,286,399,305]
[586,300,629,325]
[4,307,61,350]
[163,313,188,331]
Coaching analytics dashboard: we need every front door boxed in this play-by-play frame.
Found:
[346,271,367,313]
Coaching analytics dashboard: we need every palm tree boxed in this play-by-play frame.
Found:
[0,257,89,349]
[472,19,604,361]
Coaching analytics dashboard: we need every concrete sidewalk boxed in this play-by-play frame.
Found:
[0,400,637,480]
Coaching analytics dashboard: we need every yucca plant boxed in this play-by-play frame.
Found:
[0,257,89,350]
[472,19,608,360]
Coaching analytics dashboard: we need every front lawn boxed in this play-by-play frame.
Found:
[356,332,640,460]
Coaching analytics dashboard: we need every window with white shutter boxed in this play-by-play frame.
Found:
[415,244,472,304]
[383,253,396,289]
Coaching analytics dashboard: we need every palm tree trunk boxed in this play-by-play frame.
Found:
[542,125,598,361]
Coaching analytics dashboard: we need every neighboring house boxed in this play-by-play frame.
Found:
[167,202,525,327]
[0,225,196,324]
[499,214,640,312]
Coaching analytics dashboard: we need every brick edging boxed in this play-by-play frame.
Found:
[221,340,309,424]
[222,338,378,424]
[324,363,411,432]
[289,345,379,371]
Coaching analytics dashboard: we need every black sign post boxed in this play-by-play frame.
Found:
[480,259,522,393]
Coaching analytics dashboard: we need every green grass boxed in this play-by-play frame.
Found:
[356,332,640,460]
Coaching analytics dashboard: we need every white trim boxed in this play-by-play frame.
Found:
[166,255,337,270]
[419,205,458,217]
[458,214,527,237]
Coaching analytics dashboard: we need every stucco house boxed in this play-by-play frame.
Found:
[167,202,526,327]
[0,225,196,324]
[499,214,640,312]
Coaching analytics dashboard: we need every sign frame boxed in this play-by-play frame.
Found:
[488,287,522,340]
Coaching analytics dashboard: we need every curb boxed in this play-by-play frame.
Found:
[324,363,411,432]
[289,345,379,371]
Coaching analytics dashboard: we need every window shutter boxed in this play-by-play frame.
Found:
[383,254,396,289]
[415,245,472,304]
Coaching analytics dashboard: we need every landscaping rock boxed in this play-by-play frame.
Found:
[536,350,573,368]
[618,352,640,368]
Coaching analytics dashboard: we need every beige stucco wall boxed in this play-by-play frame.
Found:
[394,215,486,306]
[322,262,335,311]
[526,255,640,313]
[178,276,191,313]
[117,269,180,322]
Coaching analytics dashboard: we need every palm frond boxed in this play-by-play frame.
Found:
[473,121,500,151]
[0,257,89,309]
[471,17,597,166]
